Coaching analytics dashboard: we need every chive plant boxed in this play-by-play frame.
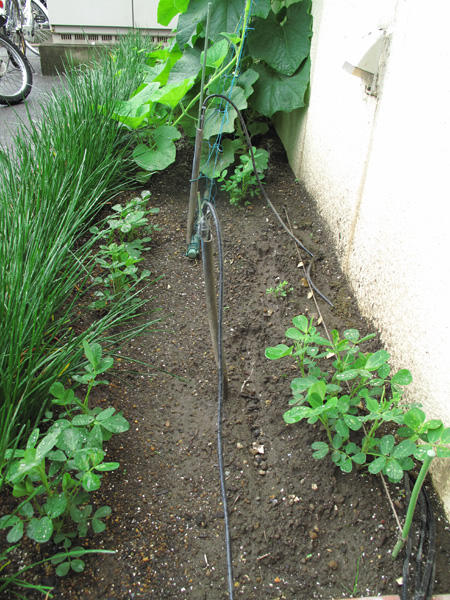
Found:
[0,33,156,485]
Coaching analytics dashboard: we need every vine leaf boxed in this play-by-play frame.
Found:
[248,1,312,76]
[157,0,190,27]
[250,58,311,117]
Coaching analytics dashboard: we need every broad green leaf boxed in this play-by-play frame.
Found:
[286,327,306,341]
[414,444,433,461]
[0,514,19,529]
[343,329,359,343]
[95,462,120,472]
[27,516,53,543]
[26,428,40,449]
[73,449,90,471]
[265,344,292,360]
[177,0,246,48]
[72,415,94,427]
[94,506,112,519]
[391,369,412,385]
[340,458,353,473]
[56,562,70,577]
[332,433,342,450]
[441,427,450,443]
[50,382,66,399]
[236,68,260,98]
[385,458,403,482]
[292,315,309,333]
[248,3,312,76]
[365,350,390,371]
[352,453,367,465]
[396,426,414,438]
[44,494,67,519]
[335,419,349,440]
[336,369,359,381]
[201,39,229,69]
[100,413,130,434]
[308,381,326,403]
[392,439,416,459]
[92,519,107,533]
[249,57,311,117]
[203,85,248,139]
[36,431,60,462]
[426,425,443,444]
[86,424,103,449]
[311,441,328,459]
[284,406,311,423]
[291,376,318,392]
[71,559,85,573]
[251,0,271,18]
[153,76,196,108]
[368,456,386,474]
[82,472,102,492]
[365,396,379,412]
[380,435,395,456]
[18,502,33,519]
[157,0,190,26]
[96,407,116,422]
[425,419,443,430]
[201,137,239,179]
[7,520,24,543]
[404,408,426,430]
[437,447,450,458]
[133,126,181,173]
[343,414,362,431]
[398,456,415,471]
[377,363,390,379]
[57,428,81,454]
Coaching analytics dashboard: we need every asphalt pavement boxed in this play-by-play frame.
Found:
[0,52,61,148]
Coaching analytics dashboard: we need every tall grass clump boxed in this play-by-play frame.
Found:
[0,33,157,484]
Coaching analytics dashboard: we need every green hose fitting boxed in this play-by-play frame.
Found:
[186,232,201,259]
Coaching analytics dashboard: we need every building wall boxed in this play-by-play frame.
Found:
[275,0,450,517]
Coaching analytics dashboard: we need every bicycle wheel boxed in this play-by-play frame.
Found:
[25,0,51,56]
[0,33,32,105]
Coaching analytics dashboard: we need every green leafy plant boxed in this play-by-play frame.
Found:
[218,147,269,205]
[0,342,128,574]
[0,33,157,475]
[266,280,294,298]
[108,0,312,180]
[0,544,114,597]
[265,315,450,483]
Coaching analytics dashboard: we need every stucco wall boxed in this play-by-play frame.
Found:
[275,0,450,517]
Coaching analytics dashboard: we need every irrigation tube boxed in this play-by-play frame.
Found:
[200,201,234,600]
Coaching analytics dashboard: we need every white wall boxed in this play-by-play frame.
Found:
[276,0,450,517]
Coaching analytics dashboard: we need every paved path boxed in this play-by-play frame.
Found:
[0,52,60,148]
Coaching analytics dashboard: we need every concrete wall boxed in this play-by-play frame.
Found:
[275,0,450,517]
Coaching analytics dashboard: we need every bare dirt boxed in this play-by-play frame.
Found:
[2,132,450,600]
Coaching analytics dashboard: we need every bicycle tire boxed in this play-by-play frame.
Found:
[25,0,51,56]
[0,33,32,105]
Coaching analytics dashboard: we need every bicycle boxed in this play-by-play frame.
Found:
[0,32,32,105]
[0,0,50,57]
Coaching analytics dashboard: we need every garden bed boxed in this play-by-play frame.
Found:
[2,133,450,600]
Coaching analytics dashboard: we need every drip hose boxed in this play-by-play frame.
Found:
[200,94,333,307]
[204,201,234,600]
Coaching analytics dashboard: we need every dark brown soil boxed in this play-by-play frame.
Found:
[2,132,450,600]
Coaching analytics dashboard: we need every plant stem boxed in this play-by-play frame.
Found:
[391,449,436,560]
